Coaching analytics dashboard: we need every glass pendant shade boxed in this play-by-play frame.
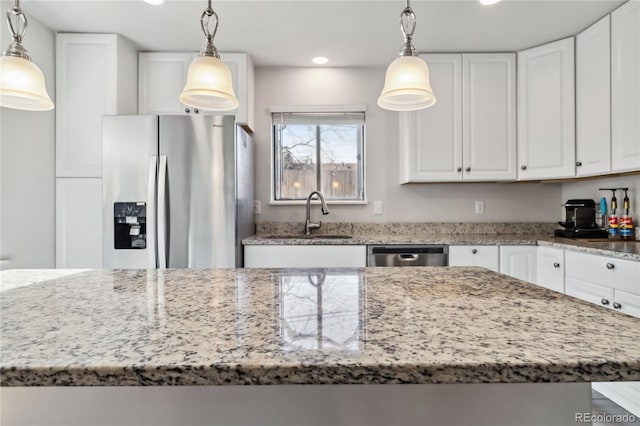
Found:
[179,55,238,111]
[0,54,54,112]
[377,55,436,111]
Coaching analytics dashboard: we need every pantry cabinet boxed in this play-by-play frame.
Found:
[399,53,516,183]
[56,33,137,177]
[138,52,255,130]
[56,178,103,268]
[611,0,640,173]
[517,37,575,180]
[576,16,611,177]
[244,245,367,268]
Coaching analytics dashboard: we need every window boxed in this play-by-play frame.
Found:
[272,109,365,202]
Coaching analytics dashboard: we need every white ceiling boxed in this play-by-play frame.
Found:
[19,0,625,67]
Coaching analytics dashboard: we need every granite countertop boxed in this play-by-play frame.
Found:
[243,234,640,261]
[1,267,639,386]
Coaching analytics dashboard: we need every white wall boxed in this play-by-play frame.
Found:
[0,1,56,269]
[254,67,563,223]
[562,175,640,219]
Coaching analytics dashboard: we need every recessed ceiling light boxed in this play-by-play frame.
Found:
[143,0,165,5]
[479,0,502,5]
[312,57,329,65]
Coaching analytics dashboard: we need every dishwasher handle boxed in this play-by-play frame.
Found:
[397,254,419,261]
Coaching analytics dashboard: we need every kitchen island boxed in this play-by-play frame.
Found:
[2,267,639,425]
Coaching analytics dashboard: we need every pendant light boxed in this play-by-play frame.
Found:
[377,0,435,112]
[179,0,239,111]
[0,0,54,111]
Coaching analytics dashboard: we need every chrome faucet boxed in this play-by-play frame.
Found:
[305,191,330,235]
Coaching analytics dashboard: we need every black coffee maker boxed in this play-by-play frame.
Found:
[554,199,608,238]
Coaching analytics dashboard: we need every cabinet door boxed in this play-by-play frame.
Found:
[462,54,516,181]
[448,245,499,271]
[56,178,103,268]
[219,53,254,130]
[536,246,564,293]
[56,34,137,177]
[613,290,640,318]
[244,245,367,268]
[499,246,537,283]
[576,16,612,176]
[611,0,640,172]
[399,54,462,183]
[565,277,613,308]
[138,52,194,115]
[517,37,575,180]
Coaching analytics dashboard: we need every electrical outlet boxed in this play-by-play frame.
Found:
[254,200,261,215]
[374,201,383,215]
[475,200,485,215]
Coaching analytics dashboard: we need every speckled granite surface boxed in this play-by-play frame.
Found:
[1,267,639,386]
[244,223,640,261]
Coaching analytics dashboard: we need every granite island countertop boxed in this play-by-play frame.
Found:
[1,267,639,387]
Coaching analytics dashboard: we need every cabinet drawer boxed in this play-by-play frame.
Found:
[565,251,640,294]
[449,246,499,271]
[565,277,614,308]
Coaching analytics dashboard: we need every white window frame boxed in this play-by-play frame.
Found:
[270,105,367,205]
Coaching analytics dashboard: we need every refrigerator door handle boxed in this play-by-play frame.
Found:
[147,156,158,269]
[157,155,168,269]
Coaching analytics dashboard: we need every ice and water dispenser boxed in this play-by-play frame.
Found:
[113,202,147,249]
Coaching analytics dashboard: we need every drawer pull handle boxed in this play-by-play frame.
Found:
[601,298,610,306]
[471,249,478,254]
[184,107,191,113]
[457,167,462,172]
[613,302,622,310]
[606,263,615,270]
[521,165,527,171]
[553,262,560,268]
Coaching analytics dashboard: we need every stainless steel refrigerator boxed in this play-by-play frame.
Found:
[102,115,254,269]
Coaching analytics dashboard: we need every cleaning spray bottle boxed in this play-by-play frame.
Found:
[620,188,634,241]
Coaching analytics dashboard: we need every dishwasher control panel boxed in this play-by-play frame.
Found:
[367,245,449,267]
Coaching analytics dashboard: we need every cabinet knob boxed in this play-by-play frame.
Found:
[576,161,582,167]
[184,108,191,113]
[457,167,462,173]
[520,165,527,171]
[601,298,610,306]
[465,167,471,172]
[553,262,560,268]
[194,108,199,114]
[613,302,622,310]
[606,263,615,270]
[471,249,478,254]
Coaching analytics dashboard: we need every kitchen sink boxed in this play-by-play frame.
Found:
[258,234,353,240]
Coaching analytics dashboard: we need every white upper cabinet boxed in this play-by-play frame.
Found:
[138,52,255,130]
[462,54,516,181]
[138,52,195,115]
[611,0,640,172]
[399,54,462,182]
[399,53,515,183]
[576,16,612,177]
[517,37,575,180]
[56,34,138,177]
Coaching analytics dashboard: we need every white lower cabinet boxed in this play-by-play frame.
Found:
[448,245,499,272]
[565,250,640,417]
[56,178,103,268]
[499,246,537,283]
[536,246,565,293]
[244,245,366,268]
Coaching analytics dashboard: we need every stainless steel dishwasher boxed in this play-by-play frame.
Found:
[367,245,449,267]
